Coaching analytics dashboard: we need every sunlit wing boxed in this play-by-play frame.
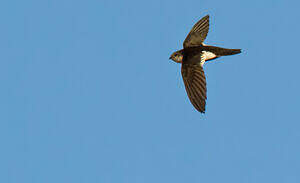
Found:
[181,63,207,113]
[183,15,209,48]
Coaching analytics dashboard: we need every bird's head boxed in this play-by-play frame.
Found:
[169,50,183,63]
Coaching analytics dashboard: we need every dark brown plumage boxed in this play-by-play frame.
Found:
[169,15,241,113]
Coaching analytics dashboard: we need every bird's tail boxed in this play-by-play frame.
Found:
[203,46,241,56]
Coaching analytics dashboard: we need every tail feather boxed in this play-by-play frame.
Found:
[204,46,241,56]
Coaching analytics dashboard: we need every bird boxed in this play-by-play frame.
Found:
[169,15,241,113]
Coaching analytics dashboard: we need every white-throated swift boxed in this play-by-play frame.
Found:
[169,15,241,113]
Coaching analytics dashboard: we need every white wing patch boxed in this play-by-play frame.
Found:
[200,51,217,66]
[202,51,217,60]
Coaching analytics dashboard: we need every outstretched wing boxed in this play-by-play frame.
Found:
[183,15,210,48]
[181,62,207,113]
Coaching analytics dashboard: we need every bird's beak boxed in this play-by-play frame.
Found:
[169,56,172,59]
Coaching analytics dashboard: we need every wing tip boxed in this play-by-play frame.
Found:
[197,109,206,113]
[195,105,206,113]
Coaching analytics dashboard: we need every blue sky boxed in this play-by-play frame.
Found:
[1,0,300,182]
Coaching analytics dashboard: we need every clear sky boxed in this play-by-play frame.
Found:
[1,0,300,182]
